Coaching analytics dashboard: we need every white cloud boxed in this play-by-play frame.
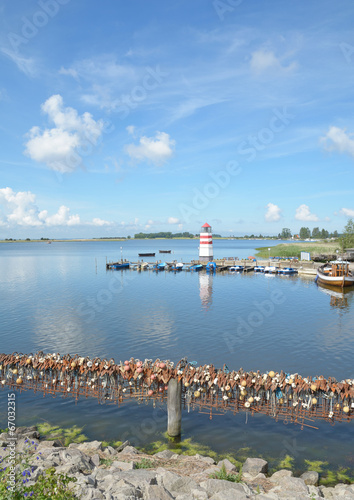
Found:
[24,95,104,173]
[340,208,354,217]
[92,217,110,226]
[295,204,319,221]
[125,131,175,166]
[250,49,297,75]
[1,47,37,77]
[265,203,282,222]
[321,126,354,158]
[0,187,109,227]
[126,125,135,135]
[168,217,180,224]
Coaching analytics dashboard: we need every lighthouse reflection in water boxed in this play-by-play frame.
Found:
[199,271,214,310]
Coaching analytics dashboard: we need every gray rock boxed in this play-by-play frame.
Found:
[269,469,293,482]
[120,445,140,454]
[103,445,117,456]
[154,449,179,460]
[194,453,215,465]
[270,476,308,496]
[242,457,268,476]
[16,426,40,440]
[90,453,100,467]
[144,484,175,499]
[307,485,322,499]
[209,491,250,500]
[99,477,143,498]
[320,486,336,499]
[199,478,250,497]
[110,460,135,471]
[217,459,237,472]
[301,470,319,486]
[92,467,112,481]
[116,440,130,452]
[58,448,93,472]
[158,470,198,494]
[103,469,157,488]
[77,440,103,452]
[175,495,194,500]
[191,489,208,500]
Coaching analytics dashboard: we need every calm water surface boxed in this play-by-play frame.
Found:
[0,240,353,471]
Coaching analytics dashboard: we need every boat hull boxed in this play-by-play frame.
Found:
[317,274,354,287]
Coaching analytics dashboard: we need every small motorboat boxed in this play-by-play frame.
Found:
[229,265,244,272]
[254,266,265,273]
[264,266,277,274]
[159,250,171,253]
[206,262,216,272]
[153,262,166,271]
[112,262,129,269]
[278,267,298,275]
[190,264,203,271]
[316,260,354,288]
[138,253,155,257]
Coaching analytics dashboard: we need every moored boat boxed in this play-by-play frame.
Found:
[159,250,171,253]
[138,252,155,257]
[254,266,265,273]
[229,265,244,272]
[278,267,298,275]
[112,262,130,269]
[316,260,354,288]
[264,266,277,274]
[190,264,203,271]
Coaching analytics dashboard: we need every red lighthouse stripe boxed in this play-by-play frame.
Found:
[200,241,213,244]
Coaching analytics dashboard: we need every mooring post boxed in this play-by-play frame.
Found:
[167,378,182,437]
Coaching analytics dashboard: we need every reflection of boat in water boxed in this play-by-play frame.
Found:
[317,282,352,309]
[317,261,354,288]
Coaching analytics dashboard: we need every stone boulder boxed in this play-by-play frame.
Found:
[300,470,319,486]
[217,458,238,472]
[154,449,179,460]
[199,478,251,497]
[242,457,268,476]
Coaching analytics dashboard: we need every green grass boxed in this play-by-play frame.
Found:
[255,241,340,259]
[209,463,243,483]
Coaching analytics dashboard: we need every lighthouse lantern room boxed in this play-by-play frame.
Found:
[199,223,213,261]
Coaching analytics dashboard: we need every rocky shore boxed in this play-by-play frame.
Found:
[1,426,353,499]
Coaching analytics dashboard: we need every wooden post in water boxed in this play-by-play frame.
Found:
[167,378,182,437]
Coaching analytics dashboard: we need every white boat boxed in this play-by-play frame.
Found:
[316,260,354,288]
[229,266,244,272]
[264,266,277,274]
[254,266,265,273]
[278,267,298,275]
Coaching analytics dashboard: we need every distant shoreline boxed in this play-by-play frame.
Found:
[0,237,278,243]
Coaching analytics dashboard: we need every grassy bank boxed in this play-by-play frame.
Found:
[255,241,341,259]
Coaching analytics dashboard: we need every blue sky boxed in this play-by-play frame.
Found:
[1,0,354,238]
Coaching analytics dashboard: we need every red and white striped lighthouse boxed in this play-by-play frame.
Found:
[199,222,213,261]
